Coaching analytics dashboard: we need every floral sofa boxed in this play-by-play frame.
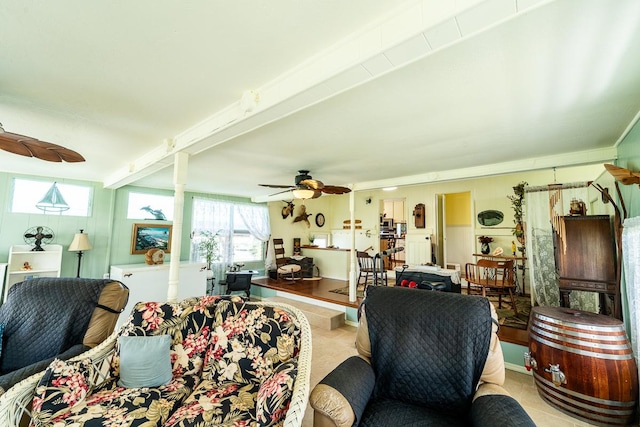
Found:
[13,295,311,427]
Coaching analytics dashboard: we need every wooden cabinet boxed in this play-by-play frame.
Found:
[382,200,405,222]
[110,262,207,327]
[554,215,619,318]
[4,244,62,301]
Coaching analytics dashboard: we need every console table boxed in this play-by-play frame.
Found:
[472,253,527,295]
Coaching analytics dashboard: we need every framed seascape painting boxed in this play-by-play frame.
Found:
[131,223,172,254]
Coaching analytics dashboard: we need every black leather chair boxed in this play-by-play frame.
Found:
[310,287,535,427]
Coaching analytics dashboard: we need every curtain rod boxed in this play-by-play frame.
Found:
[524,181,592,193]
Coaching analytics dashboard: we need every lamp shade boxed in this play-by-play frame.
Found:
[292,188,315,199]
[69,230,92,252]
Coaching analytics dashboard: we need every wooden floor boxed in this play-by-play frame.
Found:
[252,275,528,346]
[251,276,362,308]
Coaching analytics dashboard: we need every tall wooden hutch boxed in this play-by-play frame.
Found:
[553,215,620,318]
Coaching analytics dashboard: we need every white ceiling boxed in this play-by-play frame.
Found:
[1,0,639,201]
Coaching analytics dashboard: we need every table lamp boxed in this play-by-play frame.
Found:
[68,229,92,277]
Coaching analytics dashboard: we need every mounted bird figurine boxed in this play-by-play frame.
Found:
[281,201,295,219]
[293,204,312,228]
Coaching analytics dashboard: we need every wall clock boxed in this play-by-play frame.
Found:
[315,213,325,227]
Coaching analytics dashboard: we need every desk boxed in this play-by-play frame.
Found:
[220,270,257,298]
[472,254,527,295]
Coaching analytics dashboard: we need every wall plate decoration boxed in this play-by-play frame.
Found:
[477,210,504,226]
[413,203,425,228]
[315,213,325,227]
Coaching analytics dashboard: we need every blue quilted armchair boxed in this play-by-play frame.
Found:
[0,278,129,394]
[310,287,535,426]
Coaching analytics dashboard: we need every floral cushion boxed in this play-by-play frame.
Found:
[256,358,298,426]
[203,302,301,387]
[30,358,94,426]
[164,379,259,427]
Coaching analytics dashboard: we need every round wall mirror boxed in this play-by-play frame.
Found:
[477,210,504,226]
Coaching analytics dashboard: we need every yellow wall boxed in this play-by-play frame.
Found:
[445,192,471,226]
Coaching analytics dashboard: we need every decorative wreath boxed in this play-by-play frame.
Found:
[145,248,165,265]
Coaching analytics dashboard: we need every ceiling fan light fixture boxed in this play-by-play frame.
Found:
[293,188,315,199]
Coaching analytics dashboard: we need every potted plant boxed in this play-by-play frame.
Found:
[197,230,221,275]
[508,181,528,254]
[477,236,494,254]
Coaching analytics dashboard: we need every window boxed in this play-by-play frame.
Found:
[10,178,92,216]
[191,198,270,266]
[127,192,174,220]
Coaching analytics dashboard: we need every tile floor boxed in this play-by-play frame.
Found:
[303,324,598,427]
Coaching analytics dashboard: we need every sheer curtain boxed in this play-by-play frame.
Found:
[236,202,273,269]
[623,216,640,377]
[525,183,597,312]
[191,198,270,293]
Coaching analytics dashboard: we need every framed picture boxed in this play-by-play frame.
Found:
[131,223,172,254]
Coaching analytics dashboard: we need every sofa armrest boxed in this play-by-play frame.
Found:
[310,356,375,427]
[471,394,536,427]
[0,332,119,427]
[0,344,89,393]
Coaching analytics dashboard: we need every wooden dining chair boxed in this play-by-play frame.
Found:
[273,238,302,280]
[357,251,386,289]
[465,259,517,315]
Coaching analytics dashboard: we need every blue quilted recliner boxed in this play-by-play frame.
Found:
[310,287,536,427]
[0,277,129,394]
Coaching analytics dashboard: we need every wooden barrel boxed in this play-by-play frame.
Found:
[529,306,638,426]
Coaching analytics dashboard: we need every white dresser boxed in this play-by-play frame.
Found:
[110,262,208,327]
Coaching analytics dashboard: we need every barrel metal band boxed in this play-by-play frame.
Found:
[534,373,636,412]
[535,313,625,333]
[530,327,633,360]
[531,325,632,351]
[533,319,626,342]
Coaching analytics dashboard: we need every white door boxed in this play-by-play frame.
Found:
[405,232,432,265]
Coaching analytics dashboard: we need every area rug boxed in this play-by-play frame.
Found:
[329,286,366,299]
[329,286,531,330]
[492,295,531,330]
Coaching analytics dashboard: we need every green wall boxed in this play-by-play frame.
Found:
[0,176,261,280]
[616,120,640,218]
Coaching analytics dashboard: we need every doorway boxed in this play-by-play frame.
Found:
[435,192,473,271]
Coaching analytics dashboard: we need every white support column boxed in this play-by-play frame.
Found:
[348,189,357,302]
[167,152,189,302]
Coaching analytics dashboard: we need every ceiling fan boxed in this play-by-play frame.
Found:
[0,123,85,163]
[260,170,351,199]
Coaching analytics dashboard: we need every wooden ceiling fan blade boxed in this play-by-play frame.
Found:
[0,130,85,162]
[0,138,35,157]
[604,164,640,185]
[321,185,351,194]
[299,179,324,190]
[53,147,85,162]
[23,142,64,162]
[260,184,295,189]
[268,188,295,197]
